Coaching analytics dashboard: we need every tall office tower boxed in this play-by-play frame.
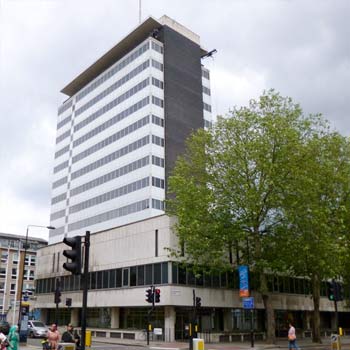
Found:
[49,15,212,243]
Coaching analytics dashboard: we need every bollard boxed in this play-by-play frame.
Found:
[193,338,204,350]
[85,330,92,347]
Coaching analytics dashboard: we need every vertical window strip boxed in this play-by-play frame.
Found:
[155,229,158,257]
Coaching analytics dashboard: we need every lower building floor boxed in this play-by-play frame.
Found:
[36,305,350,342]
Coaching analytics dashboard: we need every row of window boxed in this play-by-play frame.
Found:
[50,209,66,221]
[70,135,149,181]
[52,176,68,190]
[55,145,70,159]
[70,156,149,197]
[151,41,163,54]
[75,60,152,118]
[76,42,150,102]
[54,95,164,175]
[67,197,164,232]
[74,77,152,143]
[51,192,66,205]
[36,260,331,298]
[56,129,71,144]
[69,176,164,214]
[202,69,210,80]
[72,115,151,164]
[74,96,150,146]
[57,114,72,130]
[36,262,169,294]
[204,119,213,128]
[58,99,72,116]
[203,102,212,112]
[54,160,69,174]
[202,86,211,96]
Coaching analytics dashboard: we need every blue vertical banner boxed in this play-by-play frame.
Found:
[238,265,250,297]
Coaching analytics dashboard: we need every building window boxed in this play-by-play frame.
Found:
[12,253,18,264]
[0,268,6,278]
[122,269,129,287]
[1,252,8,263]
[155,229,158,257]
[11,269,17,279]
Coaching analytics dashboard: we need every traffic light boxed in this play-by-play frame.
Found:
[146,288,154,303]
[338,283,344,301]
[327,281,335,301]
[54,288,61,304]
[334,282,344,301]
[63,236,82,275]
[195,296,202,308]
[155,288,161,303]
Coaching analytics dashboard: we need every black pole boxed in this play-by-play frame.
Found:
[80,231,90,350]
[250,308,254,348]
[334,300,338,333]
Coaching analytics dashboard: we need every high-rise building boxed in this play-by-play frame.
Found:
[49,15,212,244]
[36,15,346,341]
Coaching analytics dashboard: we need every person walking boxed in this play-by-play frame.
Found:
[62,324,80,349]
[47,324,60,350]
[288,322,300,350]
[8,325,19,350]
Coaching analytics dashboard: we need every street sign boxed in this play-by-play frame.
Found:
[242,297,254,309]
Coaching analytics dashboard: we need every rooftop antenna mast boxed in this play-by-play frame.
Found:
[139,0,142,24]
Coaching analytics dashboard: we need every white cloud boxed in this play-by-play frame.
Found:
[0,0,349,236]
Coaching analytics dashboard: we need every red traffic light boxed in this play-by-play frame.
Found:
[155,288,161,303]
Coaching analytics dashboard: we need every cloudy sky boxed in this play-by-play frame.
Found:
[0,0,349,240]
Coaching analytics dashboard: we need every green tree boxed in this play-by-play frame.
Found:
[167,90,350,343]
[276,131,350,342]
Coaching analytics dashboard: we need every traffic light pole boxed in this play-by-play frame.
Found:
[80,231,90,350]
[334,300,339,333]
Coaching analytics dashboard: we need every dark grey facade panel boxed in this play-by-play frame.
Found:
[159,26,204,195]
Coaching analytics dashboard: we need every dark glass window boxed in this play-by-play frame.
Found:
[90,272,97,289]
[220,272,227,288]
[97,271,103,289]
[195,272,203,286]
[110,269,116,288]
[290,278,295,293]
[178,266,186,285]
[116,269,122,288]
[161,262,168,284]
[212,273,220,288]
[73,275,80,290]
[145,264,153,285]
[154,263,161,284]
[187,270,195,285]
[130,266,137,286]
[172,263,178,284]
[204,273,212,287]
[273,276,279,292]
[123,268,129,286]
[137,266,144,285]
[103,270,109,289]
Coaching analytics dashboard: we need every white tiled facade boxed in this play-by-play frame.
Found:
[50,35,211,244]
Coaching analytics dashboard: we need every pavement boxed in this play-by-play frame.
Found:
[18,336,350,350]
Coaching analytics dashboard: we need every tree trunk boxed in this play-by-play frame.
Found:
[312,272,322,343]
[260,273,276,344]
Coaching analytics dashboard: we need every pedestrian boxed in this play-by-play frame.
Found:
[73,330,81,350]
[61,324,74,343]
[288,322,300,350]
[47,324,60,350]
[7,325,19,350]
[0,330,9,350]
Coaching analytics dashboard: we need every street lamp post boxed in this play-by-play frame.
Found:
[18,225,54,339]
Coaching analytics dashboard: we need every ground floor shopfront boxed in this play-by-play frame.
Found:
[38,305,350,342]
